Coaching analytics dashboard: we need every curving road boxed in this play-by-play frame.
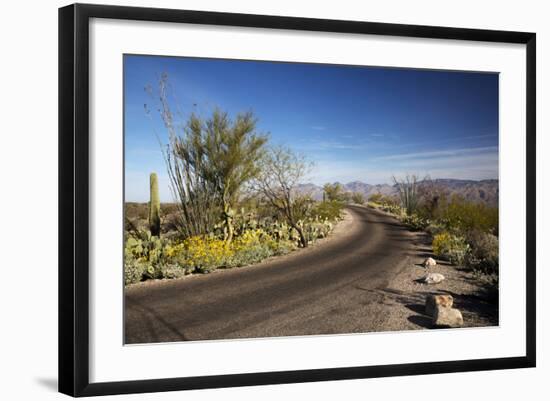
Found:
[125,206,421,344]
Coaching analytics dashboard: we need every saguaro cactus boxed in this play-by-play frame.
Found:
[149,172,161,237]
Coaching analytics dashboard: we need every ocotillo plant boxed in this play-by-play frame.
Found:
[392,174,420,216]
[149,172,161,237]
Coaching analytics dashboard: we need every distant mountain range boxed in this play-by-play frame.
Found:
[297,179,499,206]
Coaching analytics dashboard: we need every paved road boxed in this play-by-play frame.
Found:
[125,206,419,344]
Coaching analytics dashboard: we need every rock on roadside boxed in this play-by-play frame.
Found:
[425,294,453,317]
[424,257,437,267]
[423,272,445,284]
[432,305,464,328]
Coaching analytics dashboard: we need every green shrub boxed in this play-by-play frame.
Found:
[425,223,445,237]
[123,202,339,285]
[351,192,365,204]
[380,203,403,215]
[124,259,146,285]
[228,243,272,267]
[159,263,187,279]
[465,230,499,274]
[125,230,186,280]
[125,232,170,267]
[268,239,296,256]
[323,183,347,202]
[437,196,498,235]
[168,235,233,273]
[301,218,333,242]
[432,231,470,265]
[125,202,149,220]
[368,193,384,203]
[401,214,430,231]
[312,200,344,221]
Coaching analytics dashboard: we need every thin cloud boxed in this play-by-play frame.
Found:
[312,140,377,151]
[373,146,498,162]
[311,125,326,131]
[308,147,498,185]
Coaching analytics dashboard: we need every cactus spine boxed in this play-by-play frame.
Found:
[149,172,161,237]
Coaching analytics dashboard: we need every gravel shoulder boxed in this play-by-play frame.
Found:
[364,207,499,332]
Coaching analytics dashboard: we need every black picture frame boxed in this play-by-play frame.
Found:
[58,3,536,397]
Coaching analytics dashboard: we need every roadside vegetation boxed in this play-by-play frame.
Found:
[368,175,499,291]
[125,74,498,290]
[124,74,344,285]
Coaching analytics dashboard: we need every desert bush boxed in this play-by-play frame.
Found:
[124,259,146,285]
[432,231,470,265]
[323,183,347,202]
[125,202,149,220]
[401,214,430,231]
[125,232,169,265]
[300,218,333,243]
[124,201,338,285]
[351,192,365,204]
[263,220,293,242]
[160,202,180,215]
[159,263,187,279]
[230,229,296,265]
[437,196,498,235]
[229,242,272,267]
[464,230,499,274]
[368,193,384,204]
[254,146,314,247]
[380,203,403,215]
[312,200,344,221]
[125,230,186,278]
[168,235,233,273]
[268,239,296,256]
[425,223,446,237]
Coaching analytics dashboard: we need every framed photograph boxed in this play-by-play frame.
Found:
[59,3,536,397]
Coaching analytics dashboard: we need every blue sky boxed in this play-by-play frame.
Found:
[124,55,498,202]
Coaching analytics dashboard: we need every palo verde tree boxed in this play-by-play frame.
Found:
[323,182,346,202]
[254,146,313,248]
[166,110,267,241]
[155,73,267,241]
[193,109,268,242]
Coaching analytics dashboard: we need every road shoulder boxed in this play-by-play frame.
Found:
[372,229,498,332]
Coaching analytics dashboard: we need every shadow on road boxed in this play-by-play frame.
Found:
[407,315,432,328]
[125,298,189,343]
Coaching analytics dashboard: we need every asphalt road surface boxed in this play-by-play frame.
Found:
[125,205,420,344]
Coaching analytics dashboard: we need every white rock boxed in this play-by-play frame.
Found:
[425,294,453,317]
[432,305,464,328]
[423,273,445,284]
[424,257,437,267]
